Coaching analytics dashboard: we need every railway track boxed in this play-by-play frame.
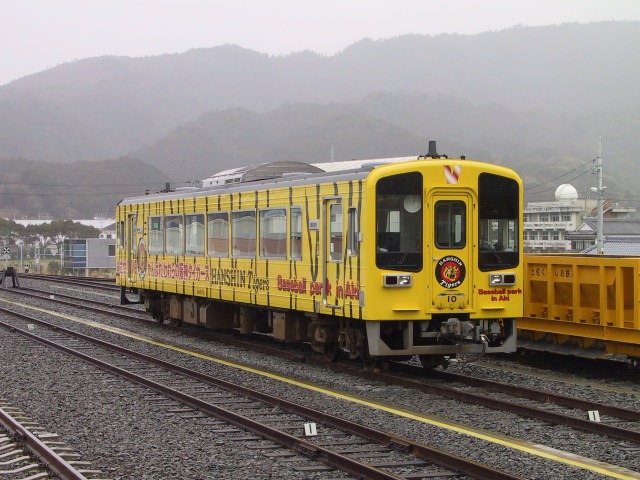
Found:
[19,273,118,291]
[4,276,640,477]
[6,283,640,445]
[0,401,105,479]
[0,305,519,480]
[347,363,640,443]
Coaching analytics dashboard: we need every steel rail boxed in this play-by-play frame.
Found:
[5,286,640,443]
[20,273,119,290]
[2,287,148,320]
[322,361,640,445]
[1,287,307,360]
[4,285,640,443]
[0,306,522,480]
[413,365,640,421]
[0,407,88,480]
[18,286,146,316]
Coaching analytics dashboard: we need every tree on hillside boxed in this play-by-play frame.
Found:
[0,218,25,245]
[1,219,101,248]
[34,220,101,244]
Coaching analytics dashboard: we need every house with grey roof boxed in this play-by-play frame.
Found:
[568,217,640,255]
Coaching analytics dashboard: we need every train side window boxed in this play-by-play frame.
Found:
[435,201,466,249]
[347,207,359,256]
[232,210,256,258]
[259,208,287,259]
[165,215,184,256]
[329,203,343,262]
[290,206,302,260]
[185,213,205,256]
[207,212,229,257]
[117,221,125,249]
[148,216,164,254]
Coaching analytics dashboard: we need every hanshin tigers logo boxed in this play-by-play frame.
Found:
[435,256,466,288]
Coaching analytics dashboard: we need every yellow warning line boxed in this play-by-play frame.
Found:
[2,297,639,480]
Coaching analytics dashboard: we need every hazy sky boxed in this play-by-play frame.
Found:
[2,0,639,86]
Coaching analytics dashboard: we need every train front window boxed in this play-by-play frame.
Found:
[376,172,422,272]
[435,201,465,248]
[478,173,519,271]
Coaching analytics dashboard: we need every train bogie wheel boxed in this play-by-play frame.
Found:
[419,354,448,370]
[348,343,367,361]
[324,342,340,362]
[362,356,378,371]
[151,310,164,323]
[169,318,183,327]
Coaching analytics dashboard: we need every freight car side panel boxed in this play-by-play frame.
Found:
[521,254,640,357]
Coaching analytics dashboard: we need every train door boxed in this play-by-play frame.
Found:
[322,197,344,310]
[428,191,473,311]
[127,213,137,282]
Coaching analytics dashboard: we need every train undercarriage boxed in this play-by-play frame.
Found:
[125,288,516,368]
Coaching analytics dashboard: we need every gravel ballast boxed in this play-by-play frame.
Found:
[1,279,639,479]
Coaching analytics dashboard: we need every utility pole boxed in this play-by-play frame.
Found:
[591,136,605,254]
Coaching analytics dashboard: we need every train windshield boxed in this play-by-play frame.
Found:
[376,172,423,272]
[478,173,519,271]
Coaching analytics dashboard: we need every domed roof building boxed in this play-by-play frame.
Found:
[524,184,637,253]
[555,184,578,202]
[524,184,586,253]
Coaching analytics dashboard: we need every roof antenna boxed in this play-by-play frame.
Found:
[427,140,438,158]
[419,140,446,159]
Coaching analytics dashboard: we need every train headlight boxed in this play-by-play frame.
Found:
[384,274,412,287]
[489,273,516,286]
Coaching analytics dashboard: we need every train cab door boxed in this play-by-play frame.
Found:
[428,191,473,312]
[322,197,345,310]
[126,213,138,282]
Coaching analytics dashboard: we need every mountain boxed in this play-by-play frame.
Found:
[0,157,169,219]
[350,92,640,185]
[0,22,637,164]
[131,97,639,206]
[132,103,429,180]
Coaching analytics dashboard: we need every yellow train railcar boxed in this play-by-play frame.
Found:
[116,144,524,367]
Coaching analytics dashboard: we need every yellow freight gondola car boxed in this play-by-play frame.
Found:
[116,142,524,367]
[521,254,640,368]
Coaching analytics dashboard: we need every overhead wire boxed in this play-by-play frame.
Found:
[524,165,596,200]
[525,158,594,193]
[0,179,196,196]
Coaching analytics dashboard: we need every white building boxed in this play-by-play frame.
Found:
[524,184,636,253]
[524,185,589,253]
